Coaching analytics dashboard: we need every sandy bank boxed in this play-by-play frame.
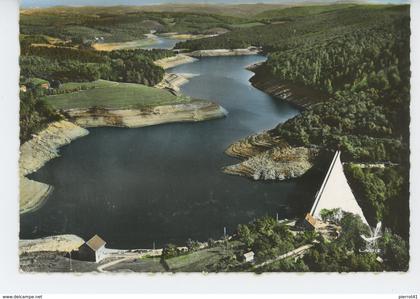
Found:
[19,121,89,214]
[65,101,227,128]
[19,234,85,255]
[187,47,261,57]
[92,38,158,51]
[20,177,53,214]
[154,54,198,70]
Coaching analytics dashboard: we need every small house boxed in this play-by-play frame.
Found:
[243,251,255,263]
[78,234,106,262]
[20,85,27,92]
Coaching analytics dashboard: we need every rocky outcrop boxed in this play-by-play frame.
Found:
[154,54,198,69]
[224,130,318,181]
[225,131,286,159]
[224,145,318,181]
[19,121,89,214]
[20,121,89,176]
[20,177,53,214]
[155,72,199,93]
[249,65,326,109]
[65,100,227,128]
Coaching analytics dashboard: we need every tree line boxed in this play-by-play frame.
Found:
[19,42,175,143]
[20,46,174,86]
[176,5,410,245]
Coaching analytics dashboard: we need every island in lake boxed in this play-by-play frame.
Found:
[18,1,410,273]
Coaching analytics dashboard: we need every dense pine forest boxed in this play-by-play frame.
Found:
[19,41,174,142]
[177,5,410,240]
[20,45,173,85]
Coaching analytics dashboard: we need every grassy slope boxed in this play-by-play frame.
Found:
[43,80,190,110]
[59,79,119,91]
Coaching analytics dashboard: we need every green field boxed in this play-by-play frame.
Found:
[43,80,190,110]
[59,79,119,91]
[107,256,166,272]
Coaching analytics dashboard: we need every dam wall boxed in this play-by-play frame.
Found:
[310,151,369,225]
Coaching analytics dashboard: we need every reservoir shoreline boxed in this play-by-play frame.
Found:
[20,51,243,215]
[19,49,266,215]
[19,100,226,214]
[20,51,303,251]
[20,121,89,214]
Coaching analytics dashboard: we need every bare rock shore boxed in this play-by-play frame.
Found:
[65,100,227,128]
[20,121,89,176]
[249,66,326,109]
[19,121,89,214]
[224,131,318,181]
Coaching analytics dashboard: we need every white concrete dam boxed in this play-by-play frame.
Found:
[310,151,369,225]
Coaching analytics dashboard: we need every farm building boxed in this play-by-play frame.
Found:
[78,234,106,263]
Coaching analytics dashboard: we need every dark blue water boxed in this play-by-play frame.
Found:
[20,55,308,249]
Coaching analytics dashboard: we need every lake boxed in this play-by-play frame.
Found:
[20,55,312,249]
[142,35,184,50]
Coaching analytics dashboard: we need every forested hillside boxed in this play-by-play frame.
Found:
[19,44,175,142]
[20,45,173,85]
[178,4,410,239]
